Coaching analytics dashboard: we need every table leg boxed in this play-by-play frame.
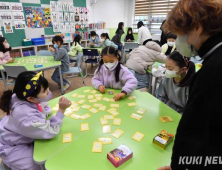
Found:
[1,70,8,90]
[148,74,153,94]
[58,66,64,95]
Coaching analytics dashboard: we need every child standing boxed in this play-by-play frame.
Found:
[124,28,135,42]
[0,71,71,169]
[68,35,83,61]
[100,33,118,49]
[161,51,196,114]
[0,37,14,66]
[49,35,70,91]
[92,46,137,101]
[89,31,101,48]
[161,33,177,55]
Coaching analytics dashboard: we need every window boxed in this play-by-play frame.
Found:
[133,0,179,34]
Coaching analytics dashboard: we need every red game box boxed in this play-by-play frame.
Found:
[107,144,133,168]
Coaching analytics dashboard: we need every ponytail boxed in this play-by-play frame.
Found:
[0,90,13,115]
[101,33,110,40]
[179,61,195,87]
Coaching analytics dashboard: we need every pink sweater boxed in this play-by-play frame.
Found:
[0,51,12,64]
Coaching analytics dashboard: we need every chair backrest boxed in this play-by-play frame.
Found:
[124,42,139,50]
[76,52,84,68]
[37,50,53,56]
[83,49,99,56]
[3,65,27,78]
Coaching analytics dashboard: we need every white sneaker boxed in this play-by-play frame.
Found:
[63,83,70,91]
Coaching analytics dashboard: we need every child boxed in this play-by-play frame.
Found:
[68,34,83,61]
[161,33,177,55]
[100,33,118,49]
[112,22,125,50]
[161,51,196,114]
[89,31,101,48]
[49,35,70,91]
[126,40,167,89]
[0,71,71,169]
[92,46,137,101]
[0,37,14,65]
[124,28,135,42]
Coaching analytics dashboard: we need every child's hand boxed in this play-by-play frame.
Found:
[49,47,54,52]
[7,58,14,63]
[58,97,71,113]
[99,85,106,93]
[114,93,126,101]
[90,42,94,46]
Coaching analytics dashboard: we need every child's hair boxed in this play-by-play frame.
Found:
[97,46,122,82]
[126,27,133,36]
[167,33,177,40]
[52,35,63,44]
[115,22,124,34]
[137,21,144,29]
[101,33,110,40]
[0,37,11,53]
[168,51,196,87]
[0,71,49,115]
[90,31,97,36]
[73,34,82,46]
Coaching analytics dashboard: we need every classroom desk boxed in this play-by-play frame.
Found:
[0,56,64,95]
[33,86,181,170]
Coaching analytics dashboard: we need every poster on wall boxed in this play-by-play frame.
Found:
[70,13,75,23]
[0,2,11,11]
[3,21,13,33]
[58,12,63,22]
[0,12,12,20]
[70,23,75,32]
[65,23,70,32]
[62,2,69,12]
[25,7,52,28]
[64,13,70,22]
[14,21,26,29]
[53,23,59,32]
[50,1,57,12]
[57,2,63,12]
[12,12,25,20]
[59,23,65,32]
[11,3,23,11]
[51,12,58,23]
[68,2,74,12]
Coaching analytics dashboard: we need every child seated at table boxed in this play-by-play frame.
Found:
[161,33,177,55]
[49,35,70,91]
[124,28,135,42]
[68,34,83,61]
[161,51,195,114]
[0,71,71,169]
[100,33,118,49]
[92,46,138,101]
[89,31,101,48]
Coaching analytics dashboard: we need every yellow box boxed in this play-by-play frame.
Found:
[153,130,174,150]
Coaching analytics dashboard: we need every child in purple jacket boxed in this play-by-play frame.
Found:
[92,46,138,101]
[0,71,71,170]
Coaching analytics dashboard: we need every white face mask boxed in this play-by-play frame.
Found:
[167,41,175,47]
[92,37,95,40]
[165,69,179,78]
[104,62,116,69]
[176,35,199,58]
[101,39,105,42]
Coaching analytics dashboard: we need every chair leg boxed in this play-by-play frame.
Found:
[84,63,88,78]
[80,72,86,86]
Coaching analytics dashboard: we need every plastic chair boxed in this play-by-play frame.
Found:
[62,52,86,86]
[2,65,27,88]
[37,50,53,56]
[0,161,12,170]
[82,49,100,77]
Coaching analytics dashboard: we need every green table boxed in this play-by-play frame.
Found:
[0,56,64,94]
[34,86,181,170]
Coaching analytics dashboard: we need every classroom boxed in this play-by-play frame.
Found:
[0,0,222,169]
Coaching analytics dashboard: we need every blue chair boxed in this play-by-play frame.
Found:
[62,52,86,86]
[37,50,53,56]
[2,65,27,89]
[82,49,100,77]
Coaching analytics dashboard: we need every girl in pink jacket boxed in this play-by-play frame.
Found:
[0,37,14,65]
[92,46,138,101]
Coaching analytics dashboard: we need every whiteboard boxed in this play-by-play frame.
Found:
[25,27,45,39]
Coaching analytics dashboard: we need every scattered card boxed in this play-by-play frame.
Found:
[100,118,109,125]
[92,141,103,153]
[81,123,90,131]
[104,115,114,120]
[127,102,137,107]
[108,110,120,116]
[81,104,92,109]
[89,99,98,103]
[63,133,72,143]
[89,108,99,114]
[93,103,102,107]
[111,129,124,138]
[72,107,80,112]
[109,99,115,102]
[96,97,102,101]
[83,89,91,93]
[88,95,94,99]
[95,94,102,97]
[130,113,142,120]
[98,137,112,144]
[90,90,97,94]
[107,108,117,112]
[102,97,110,102]
[132,131,145,142]
[110,104,119,108]
[98,106,106,111]
[71,103,79,107]
[103,125,111,133]
[52,106,59,111]
[70,114,81,120]
[77,100,85,104]
[127,96,136,100]
[113,118,122,126]
[137,108,146,115]
[81,113,91,120]
[159,116,174,123]
[64,108,73,116]
[78,95,85,98]
[71,93,78,97]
